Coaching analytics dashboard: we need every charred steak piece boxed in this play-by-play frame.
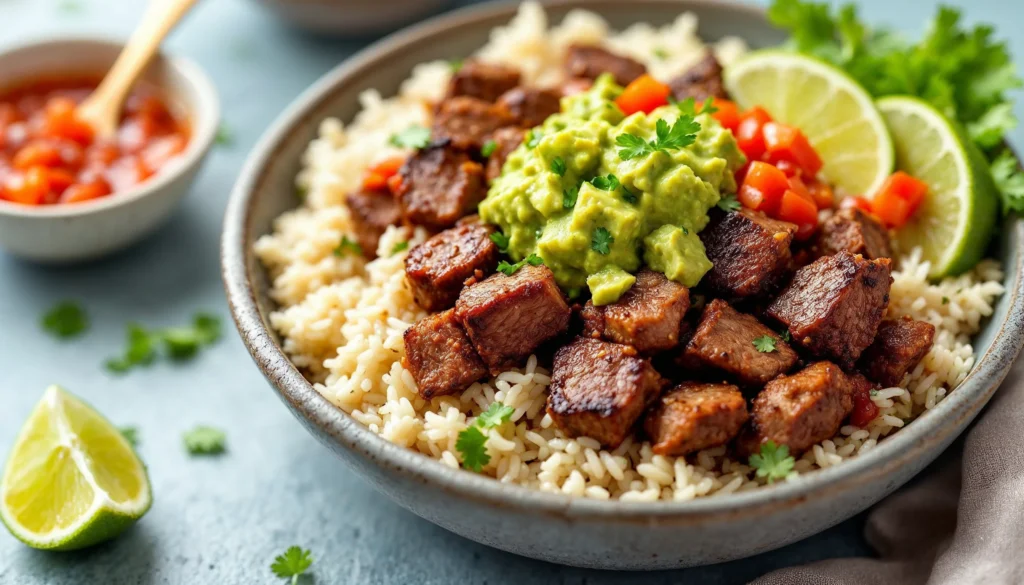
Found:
[395,143,487,230]
[496,87,563,128]
[815,208,893,260]
[644,382,748,456]
[564,43,647,86]
[581,270,690,355]
[485,126,525,183]
[701,208,798,299]
[746,361,854,456]
[767,251,892,369]
[455,265,571,374]
[432,96,518,152]
[547,337,664,448]
[447,60,522,103]
[668,52,728,102]
[405,223,500,312]
[403,309,488,399]
[683,299,798,386]
[344,189,401,259]
[858,317,936,386]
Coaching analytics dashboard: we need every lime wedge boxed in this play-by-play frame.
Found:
[876,96,999,277]
[723,50,894,197]
[1,386,151,550]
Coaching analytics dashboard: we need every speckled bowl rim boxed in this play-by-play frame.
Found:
[223,0,1024,522]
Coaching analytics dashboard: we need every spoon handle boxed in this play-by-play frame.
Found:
[79,0,201,138]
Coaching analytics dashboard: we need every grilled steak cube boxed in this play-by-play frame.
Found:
[747,361,854,456]
[455,265,571,373]
[565,44,647,86]
[345,189,401,259]
[668,52,728,102]
[395,143,487,229]
[432,97,518,152]
[497,87,562,128]
[701,208,798,299]
[581,270,690,354]
[403,309,488,399]
[547,337,664,448]
[767,251,892,369]
[644,382,748,456]
[405,223,500,312]
[815,208,893,260]
[485,126,524,183]
[447,60,522,103]
[683,299,798,386]
[858,317,936,386]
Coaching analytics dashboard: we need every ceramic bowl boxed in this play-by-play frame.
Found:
[222,0,1024,570]
[250,0,451,35]
[0,37,219,263]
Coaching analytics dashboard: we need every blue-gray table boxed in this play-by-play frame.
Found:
[2,0,1021,583]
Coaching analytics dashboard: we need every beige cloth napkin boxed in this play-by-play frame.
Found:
[753,356,1024,585]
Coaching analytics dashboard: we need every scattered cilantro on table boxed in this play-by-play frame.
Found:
[591,227,614,255]
[717,194,741,212]
[41,301,88,339]
[390,241,409,255]
[489,231,511,251]
[389,125,431,150]
[496,254,544,276]
[183,425,226,456]
[333,235,363,257]
[749,441,795,483]
[456,403,516,472]
[480,139,497,158]
[616,116,701,160]
[119,426,140,448]
[106,314,222,374]
[271,546,314,585]
[214,123,233,146]
[753,335,778,353]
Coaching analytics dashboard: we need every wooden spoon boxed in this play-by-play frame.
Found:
[78,0,201,140]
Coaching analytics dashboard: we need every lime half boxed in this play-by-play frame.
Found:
[1,386,151,550]
[724,50,894,197]
[877,96,998,277]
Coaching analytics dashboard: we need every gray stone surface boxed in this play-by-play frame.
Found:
[0,0,1020,583]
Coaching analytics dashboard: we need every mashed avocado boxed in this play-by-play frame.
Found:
[479,74,745,305]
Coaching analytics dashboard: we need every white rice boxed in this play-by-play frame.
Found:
[254,3,1006,500]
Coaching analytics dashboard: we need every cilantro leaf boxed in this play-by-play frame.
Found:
[526,130,542,149]
[183,425,226,455]
[968,103,1017,149]
[456,425,490,472]
[717,194,741,212]
[42,301,88,339]
[621,185,638,204]
[615,133,655,160]
[161,314,222,360]
[215,124,233,147]
[489,232,510,251]
[616,115,700,160]
[271,546,314,585]
[106,324,157,374]
[653,47,669,60]
[749,441,795,483]
[524,253,544,266]
[449,59,464,73]
[334,236,363,257]
[389,125,431,150]
[591,227,614,255]
[481,139,497,158]
[991,149,1024,213]
[550,156,567,176]
[496,254,544,276]
[780,330,792,343]
[753,335,778,353]
[590,174,620,191]
[391,241,409,255]
[476,402,515,428]
[563,185,579,209]
[120,426,140,447]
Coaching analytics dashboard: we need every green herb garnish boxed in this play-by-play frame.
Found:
[496,254,544,276]
[271,546,314,585]
[119,426,140,447]
[562,185,579,209]
[671,96,718,117]
[753,335,778,353]
[215,124,233,146]
[590,174,620,191]
[481,139,497,158]
[526,130,542,149]
[591,227,614,255]
[780,330,792,342]
[391,241,409,255]
[449,59,464,73]
[749,441,795,483]
[456,403,516,472]
[653,47,670,60]
[389,125,431,150]
[41,301,88,339]
[942,296,950,305]
[489,232,511,251]
[717,194,742,212]
[183,425,226,456]
[105,315,221,374]
[621,185,638,204]
[616,116,701,160]
[550,156,566,176]
[334,236,363,257]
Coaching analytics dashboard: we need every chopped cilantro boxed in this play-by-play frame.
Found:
[590,174,620,191]
[753,335,778,353]
[717,194,742,212]
[106,315,221,374]
[214,123,233,146]
[183,425,226,455]
[942,296,950,305]
[780,330,792,343]
[449,59,464,73]
[621,185,638,204]
[119,426,140,447]
[496,254,544,276]
[550,156,566,176]
[749,440,795,483]
[334,236,363,257]
[489,231,511,251]
[391,241,409,255]
[653,47,670,60]
[562,185,579,209]
[271,546,314,585]
[991,150,1024,213]
[870,389,879,397]
[526,130,542,149]
[591,227,614,255]
[456,403,516,472]
[389,125,431,150]
[41,301,88,339]
[481,139,497,158]
[524,253,544,266]
[616,116,701,160]
[105,324,157,374]
[671,96,718,117]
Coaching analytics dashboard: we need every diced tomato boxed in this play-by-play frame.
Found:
[849,385,880,427]
[734,107,772,161]
[41,97,94,146]
[871,171,928,228]
[12,141,63,170]
[141,135,187,171]
[105,156,152,192]
[773,159,801,178]
[738,161,788,215]
[841,195,873,213]
[777,189,818,240]
[710,98,741,132]
[363,156,405,191]
[806,179,835,209]
[62,179,112,204]
[786,175,812,202]
[386,173,404,195]
[614,74,671,116]
[762,122,823,178]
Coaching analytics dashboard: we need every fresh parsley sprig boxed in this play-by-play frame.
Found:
[616,116,701,160]
[456,403,516,472]
[591,227,614,255]
[753,335,778,353]
[749,440,795,483]
[271,546,314,585]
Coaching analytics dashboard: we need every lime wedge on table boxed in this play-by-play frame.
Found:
[876,96,999,277]
[723,50,894,197]
[1,386,151,550]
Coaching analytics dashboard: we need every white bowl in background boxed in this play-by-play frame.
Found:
[251,0,451,35]
[0,37,219,263]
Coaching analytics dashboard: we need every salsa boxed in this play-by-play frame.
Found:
[0,77,190,206]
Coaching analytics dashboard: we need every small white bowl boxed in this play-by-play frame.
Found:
[0,37,219,263]
[251,0,450,35]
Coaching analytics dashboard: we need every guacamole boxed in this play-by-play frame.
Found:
[479,75,745,305]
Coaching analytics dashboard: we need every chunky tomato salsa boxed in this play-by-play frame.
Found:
[0,77,190,206]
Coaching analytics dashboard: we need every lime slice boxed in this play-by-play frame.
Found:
[723,50,894,197]
[1,386,151,550]
[876,96,999,277]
